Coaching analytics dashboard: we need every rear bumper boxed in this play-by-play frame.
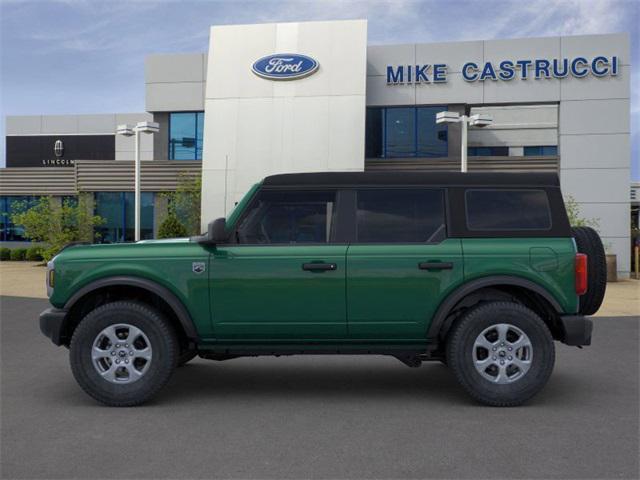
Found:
[39,307,68,346]
[559,315,593,346]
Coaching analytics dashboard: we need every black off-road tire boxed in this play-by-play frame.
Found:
[70,301,179,407]
[446,301,555,407]
[572,226,607,315]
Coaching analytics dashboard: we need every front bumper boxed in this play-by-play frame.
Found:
[559,315,593,346]
[39,308,68,346]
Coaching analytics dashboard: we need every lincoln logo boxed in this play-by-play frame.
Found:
[252,53,319,80]
[54,139,64,158]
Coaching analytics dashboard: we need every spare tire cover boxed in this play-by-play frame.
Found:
[571,226,607,315]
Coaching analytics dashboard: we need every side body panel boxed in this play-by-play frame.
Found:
[49,241,214,336]
[346,239,464,339]
[209,245,348,340]
[461,238,578,313]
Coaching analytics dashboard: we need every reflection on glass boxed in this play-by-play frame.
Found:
[365,106,448,159]
[95,192,154,243]
[169,112,204,160]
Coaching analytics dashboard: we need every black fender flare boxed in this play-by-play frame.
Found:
[64,276,198,340]
[426,275,563,342]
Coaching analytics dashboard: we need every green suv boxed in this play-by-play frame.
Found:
[39,172,606,407]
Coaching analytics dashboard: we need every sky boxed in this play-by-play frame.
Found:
[1,0,638,178]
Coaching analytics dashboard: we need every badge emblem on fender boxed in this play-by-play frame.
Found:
[192,262,206,274]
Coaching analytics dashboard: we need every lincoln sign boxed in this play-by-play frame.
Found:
[386,55,620,84]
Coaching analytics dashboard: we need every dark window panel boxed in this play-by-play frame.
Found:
[236,190,336,244]
[356,189,445,243]
[365,108,383,158]
[524,145,558,157]
[465,189,552,231]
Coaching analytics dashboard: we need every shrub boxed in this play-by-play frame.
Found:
[10,248,27,261]
[10,195,105,262]
[161,173,202,236]
[26,246,43,261]
[158,213,188,239]
[0,248,10,261]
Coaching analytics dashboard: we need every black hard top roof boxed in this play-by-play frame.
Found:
[263,171,560,187]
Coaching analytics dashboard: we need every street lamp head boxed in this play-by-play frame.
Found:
[436,111,461,124]
[116,124,135,137]
[135,121,160,134]
[469,113,493,128]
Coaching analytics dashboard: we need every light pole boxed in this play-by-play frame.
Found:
[436,111,492,172]
[116,121,159,241]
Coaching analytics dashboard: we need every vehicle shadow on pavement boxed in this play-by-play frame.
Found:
[150,358,582,407]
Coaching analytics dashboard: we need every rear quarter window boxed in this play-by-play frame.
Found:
[465,189,552,231]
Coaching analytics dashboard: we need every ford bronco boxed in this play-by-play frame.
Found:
[39,172,606,407]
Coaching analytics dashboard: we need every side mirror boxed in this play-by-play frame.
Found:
[193,217,228,245]
[208,217,228,243]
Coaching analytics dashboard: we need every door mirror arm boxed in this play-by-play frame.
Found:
[191,218,228,245]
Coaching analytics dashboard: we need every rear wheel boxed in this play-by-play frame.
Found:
[572,226,607,315]
[446,301,555,407]
[70,301,178,407]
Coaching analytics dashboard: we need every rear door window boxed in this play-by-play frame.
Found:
[356,189,445,243]
[465,189,551,231]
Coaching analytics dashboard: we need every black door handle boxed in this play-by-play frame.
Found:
[418,262,453,270]
[302,262,337,272]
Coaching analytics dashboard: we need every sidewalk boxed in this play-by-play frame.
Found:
[0,261,637,317]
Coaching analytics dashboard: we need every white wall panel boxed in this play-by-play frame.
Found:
[560,168,630,203]
[41,116,78,134]
[483,77,561,103]
[146,82,205,112]
[575,203,630,238]
[146,54,205,83]
[201,20,367,225]
[415,73,483,104]
[366,44,415,77]
[560,134,629,169]
[560,99,629,135]
[366,75,414,106]
[483,37,561,64]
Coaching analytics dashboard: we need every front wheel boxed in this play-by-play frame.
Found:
[446,301,555,407]
[70,301,179,407]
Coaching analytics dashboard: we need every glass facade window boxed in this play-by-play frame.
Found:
[468,146,510,156]
[169,112,204,160]
[365,106,448,159]
[0,196,39,242]
[95,192,154,243]
[524,146,558,156]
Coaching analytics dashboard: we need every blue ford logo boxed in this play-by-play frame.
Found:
[252,53,319,80]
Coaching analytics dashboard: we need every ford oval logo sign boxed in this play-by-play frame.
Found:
[252,53,319,80]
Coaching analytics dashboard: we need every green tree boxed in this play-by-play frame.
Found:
[162,173,202,236]
[11,195,105,261]
[157,213,188,239]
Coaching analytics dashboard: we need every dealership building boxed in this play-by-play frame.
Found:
[0,20,633,276]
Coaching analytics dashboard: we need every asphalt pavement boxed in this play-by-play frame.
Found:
[1,295,638,479]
